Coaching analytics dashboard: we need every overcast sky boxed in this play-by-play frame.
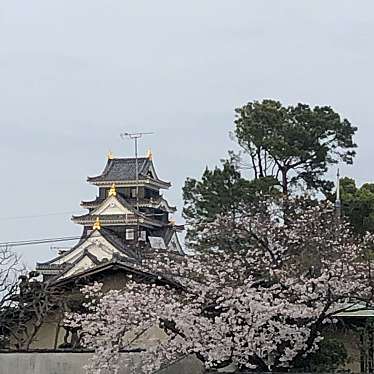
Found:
[1,0,374,266]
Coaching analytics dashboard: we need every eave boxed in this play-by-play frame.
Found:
[127,197,177,213]
[80,198,102,209]
[51,257,183,291]
[71,214,165,228]
[87,178,171,190]
[36,228,132,269]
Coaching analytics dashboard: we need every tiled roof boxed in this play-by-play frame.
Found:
[87,158,170,186]
[51,257,183,290]
[72,213,135,221]
[80,193,139,216]
[36,263,65,269]
[36,228,135,268]
[80,196,104,207]
[100,229,139,258]
[81,195,176,212]
[50,248,101,280]
[72,213,165,228]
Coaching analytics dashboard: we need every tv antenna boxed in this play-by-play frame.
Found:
[120,131,154,249]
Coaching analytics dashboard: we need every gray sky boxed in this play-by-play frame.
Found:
[1,0,374,267]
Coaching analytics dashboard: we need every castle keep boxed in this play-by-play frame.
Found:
[36,151,183,282]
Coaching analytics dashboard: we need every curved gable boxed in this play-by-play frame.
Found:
[92,195,134,216]
[47,231,124,266]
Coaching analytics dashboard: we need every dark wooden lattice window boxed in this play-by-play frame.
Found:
[361,326,374,373]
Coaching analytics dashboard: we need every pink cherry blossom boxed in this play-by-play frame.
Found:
[66,198,374,373]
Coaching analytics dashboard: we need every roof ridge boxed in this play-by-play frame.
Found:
[114,194,151,220]
[51,257,183,290]
[87,157,170,187]
[53,248,101,281]
[138,158,150,175]
[100,159,114,178]
[112,157,148,160]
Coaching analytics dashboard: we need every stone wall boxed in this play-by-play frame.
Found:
[0,352,204,374]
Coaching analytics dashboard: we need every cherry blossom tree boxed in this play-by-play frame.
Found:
[0,246,68,350]
[67,198,374,373]
[0,246,25,348]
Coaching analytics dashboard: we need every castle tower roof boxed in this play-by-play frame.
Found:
[87,157,171,189]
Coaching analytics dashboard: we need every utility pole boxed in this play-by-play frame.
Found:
[120,132,154,248]
[335,168,342,219]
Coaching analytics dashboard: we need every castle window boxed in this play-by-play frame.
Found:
[139,230,146,241]
[126,229,135,240]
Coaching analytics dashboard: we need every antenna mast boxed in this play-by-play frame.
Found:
[120,131,154,250]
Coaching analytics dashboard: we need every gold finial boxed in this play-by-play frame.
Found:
[93,217,101,230]
[146,148,153,160]
[108,183,117,197]
[169,219,176,226]
[107,151,114,160]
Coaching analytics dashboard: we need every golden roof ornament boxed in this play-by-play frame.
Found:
[108,183,117,197]
[169,219,176,226]
[107,151,114,160]
[146,148,153,161]
[93,217,101,230]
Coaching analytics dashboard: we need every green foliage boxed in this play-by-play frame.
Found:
[340,177,374,235]
[183,99,358,247]
[234,99,357,195]
[182,158,277,247]
[293,337,348,372]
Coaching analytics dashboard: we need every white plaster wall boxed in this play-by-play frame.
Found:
[0,353,204,374]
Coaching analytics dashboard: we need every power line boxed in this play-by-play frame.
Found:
[0,211,80,222]
[0,234,86,248]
